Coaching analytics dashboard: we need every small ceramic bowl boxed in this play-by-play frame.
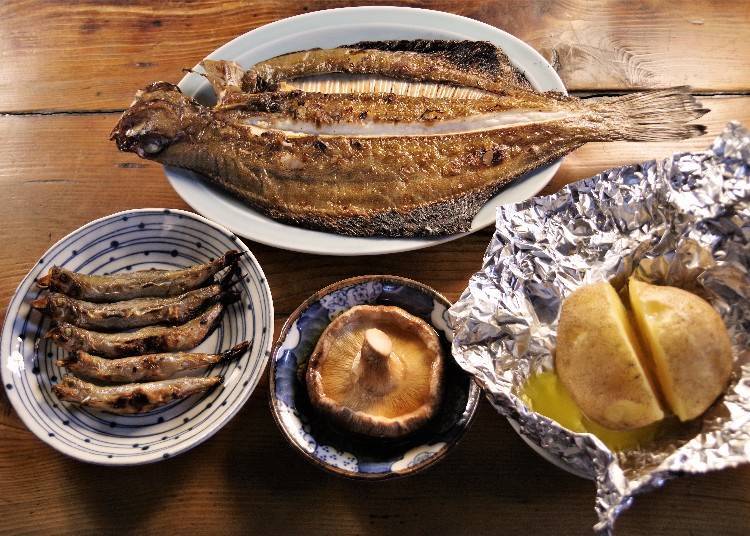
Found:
[269,275,481,479]
[1,209,273,465]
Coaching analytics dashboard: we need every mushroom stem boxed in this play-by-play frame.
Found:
[353,328,405,395]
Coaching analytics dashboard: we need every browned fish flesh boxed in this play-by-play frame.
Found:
[112,81,706,237]
[227,40,532,94]
[52,374,222,414]
[58,341,249,382]
[36,250,241,302]
[45,302,225,358]
[32,284,237,331]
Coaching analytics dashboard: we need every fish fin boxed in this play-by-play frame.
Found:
[218,262,241,288]
[219,290,242,306]
[591,87,708,141]
[219,340,251,363]
[221,249,243,268]
[36,273,51,288]
[199,60,245,103]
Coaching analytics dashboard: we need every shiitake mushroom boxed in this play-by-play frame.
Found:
[306,305,444,438]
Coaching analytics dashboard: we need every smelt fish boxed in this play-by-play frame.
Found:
[52,374,222,414]
[45,303,226,358]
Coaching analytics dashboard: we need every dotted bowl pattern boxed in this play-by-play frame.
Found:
[1,209,273,465]
[270,276,481,479]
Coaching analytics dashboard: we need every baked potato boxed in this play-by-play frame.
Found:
[628,278,732,421]
[555,281,664,430]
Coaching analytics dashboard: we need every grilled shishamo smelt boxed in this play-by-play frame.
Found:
[218,40,532,94]
[58,341,250,382]
[36,250,241,302]
[112,81,707,237]
[45,303,226,358]
[52,374,222,414]
[32,284,238,331]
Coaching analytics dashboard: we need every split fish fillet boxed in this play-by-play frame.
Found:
[112,40,708,237]
[233,40,533,94]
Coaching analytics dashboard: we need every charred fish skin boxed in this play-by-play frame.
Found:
[57,340,250,382]
[36,250,241,302]
[45,302,226,358]
[31,285,238,331]
[218,89,575,127]
[112,82,706,237]
[52,374,222,414]
[236,39,532,94]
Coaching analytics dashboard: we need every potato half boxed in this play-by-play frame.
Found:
[556,281,664,430]
[628,279,732,421]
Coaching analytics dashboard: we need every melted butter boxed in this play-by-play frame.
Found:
[520,371,660,451]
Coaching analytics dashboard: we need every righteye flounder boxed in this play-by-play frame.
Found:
[112,41,708,237]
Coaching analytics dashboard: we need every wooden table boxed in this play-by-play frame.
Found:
[1,1,749,534]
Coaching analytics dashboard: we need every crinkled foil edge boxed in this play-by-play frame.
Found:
[449,122,750,533]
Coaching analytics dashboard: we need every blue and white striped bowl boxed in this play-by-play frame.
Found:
[1,209,273,465]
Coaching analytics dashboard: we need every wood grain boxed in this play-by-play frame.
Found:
[0,96,745,296]
[0,97,749,534]
[0,392,749,535]
[1,1,749,534]
[0,0,749,112]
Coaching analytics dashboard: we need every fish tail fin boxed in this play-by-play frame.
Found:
[218,263,241,288]
[591,87,708,141]
[198,59,245,102]
[219,340,251,363]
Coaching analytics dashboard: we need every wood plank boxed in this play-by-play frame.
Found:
[0,97,748,535]
[0,390,749,535]
[0,0,748,112]
[0,96,745,300]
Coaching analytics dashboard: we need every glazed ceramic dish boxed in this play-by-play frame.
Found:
[269,275,481,479]
[168,6,566,255]
[0,209,273,465]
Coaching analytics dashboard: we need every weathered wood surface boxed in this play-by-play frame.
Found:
[0,0,748,112]
[1,1,749,534]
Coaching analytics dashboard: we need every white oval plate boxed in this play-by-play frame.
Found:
[1,209,273,465]
[167,6,565,255]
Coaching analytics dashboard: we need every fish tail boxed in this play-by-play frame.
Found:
[219,289,242,306]
[219,340,251,363]
[589,87,708,141]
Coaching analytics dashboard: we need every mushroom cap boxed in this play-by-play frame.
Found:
[306,304,445,438]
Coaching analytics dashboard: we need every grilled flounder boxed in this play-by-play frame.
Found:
[112,78,706,236]
[237,40,533,94]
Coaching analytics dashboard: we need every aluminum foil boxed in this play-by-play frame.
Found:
[448,122,750,533]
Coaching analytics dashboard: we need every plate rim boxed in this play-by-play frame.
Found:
[267,274,482,480]
[166,6,566,256]
[0,207,274,465]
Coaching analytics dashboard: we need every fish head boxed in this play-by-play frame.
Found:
[111,82,195,158]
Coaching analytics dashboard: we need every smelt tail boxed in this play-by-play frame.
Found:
[219,290,242,306]
[590,87,708,141]
[219,340,251,363]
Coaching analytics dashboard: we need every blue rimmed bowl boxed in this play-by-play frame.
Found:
[269,275,481,479]
[1,208,274,465]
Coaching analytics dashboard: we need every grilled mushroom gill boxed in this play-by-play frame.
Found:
[306,305,444,438]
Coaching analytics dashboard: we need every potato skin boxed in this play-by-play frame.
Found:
[628,279,732,421]
[555,281,664,430]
